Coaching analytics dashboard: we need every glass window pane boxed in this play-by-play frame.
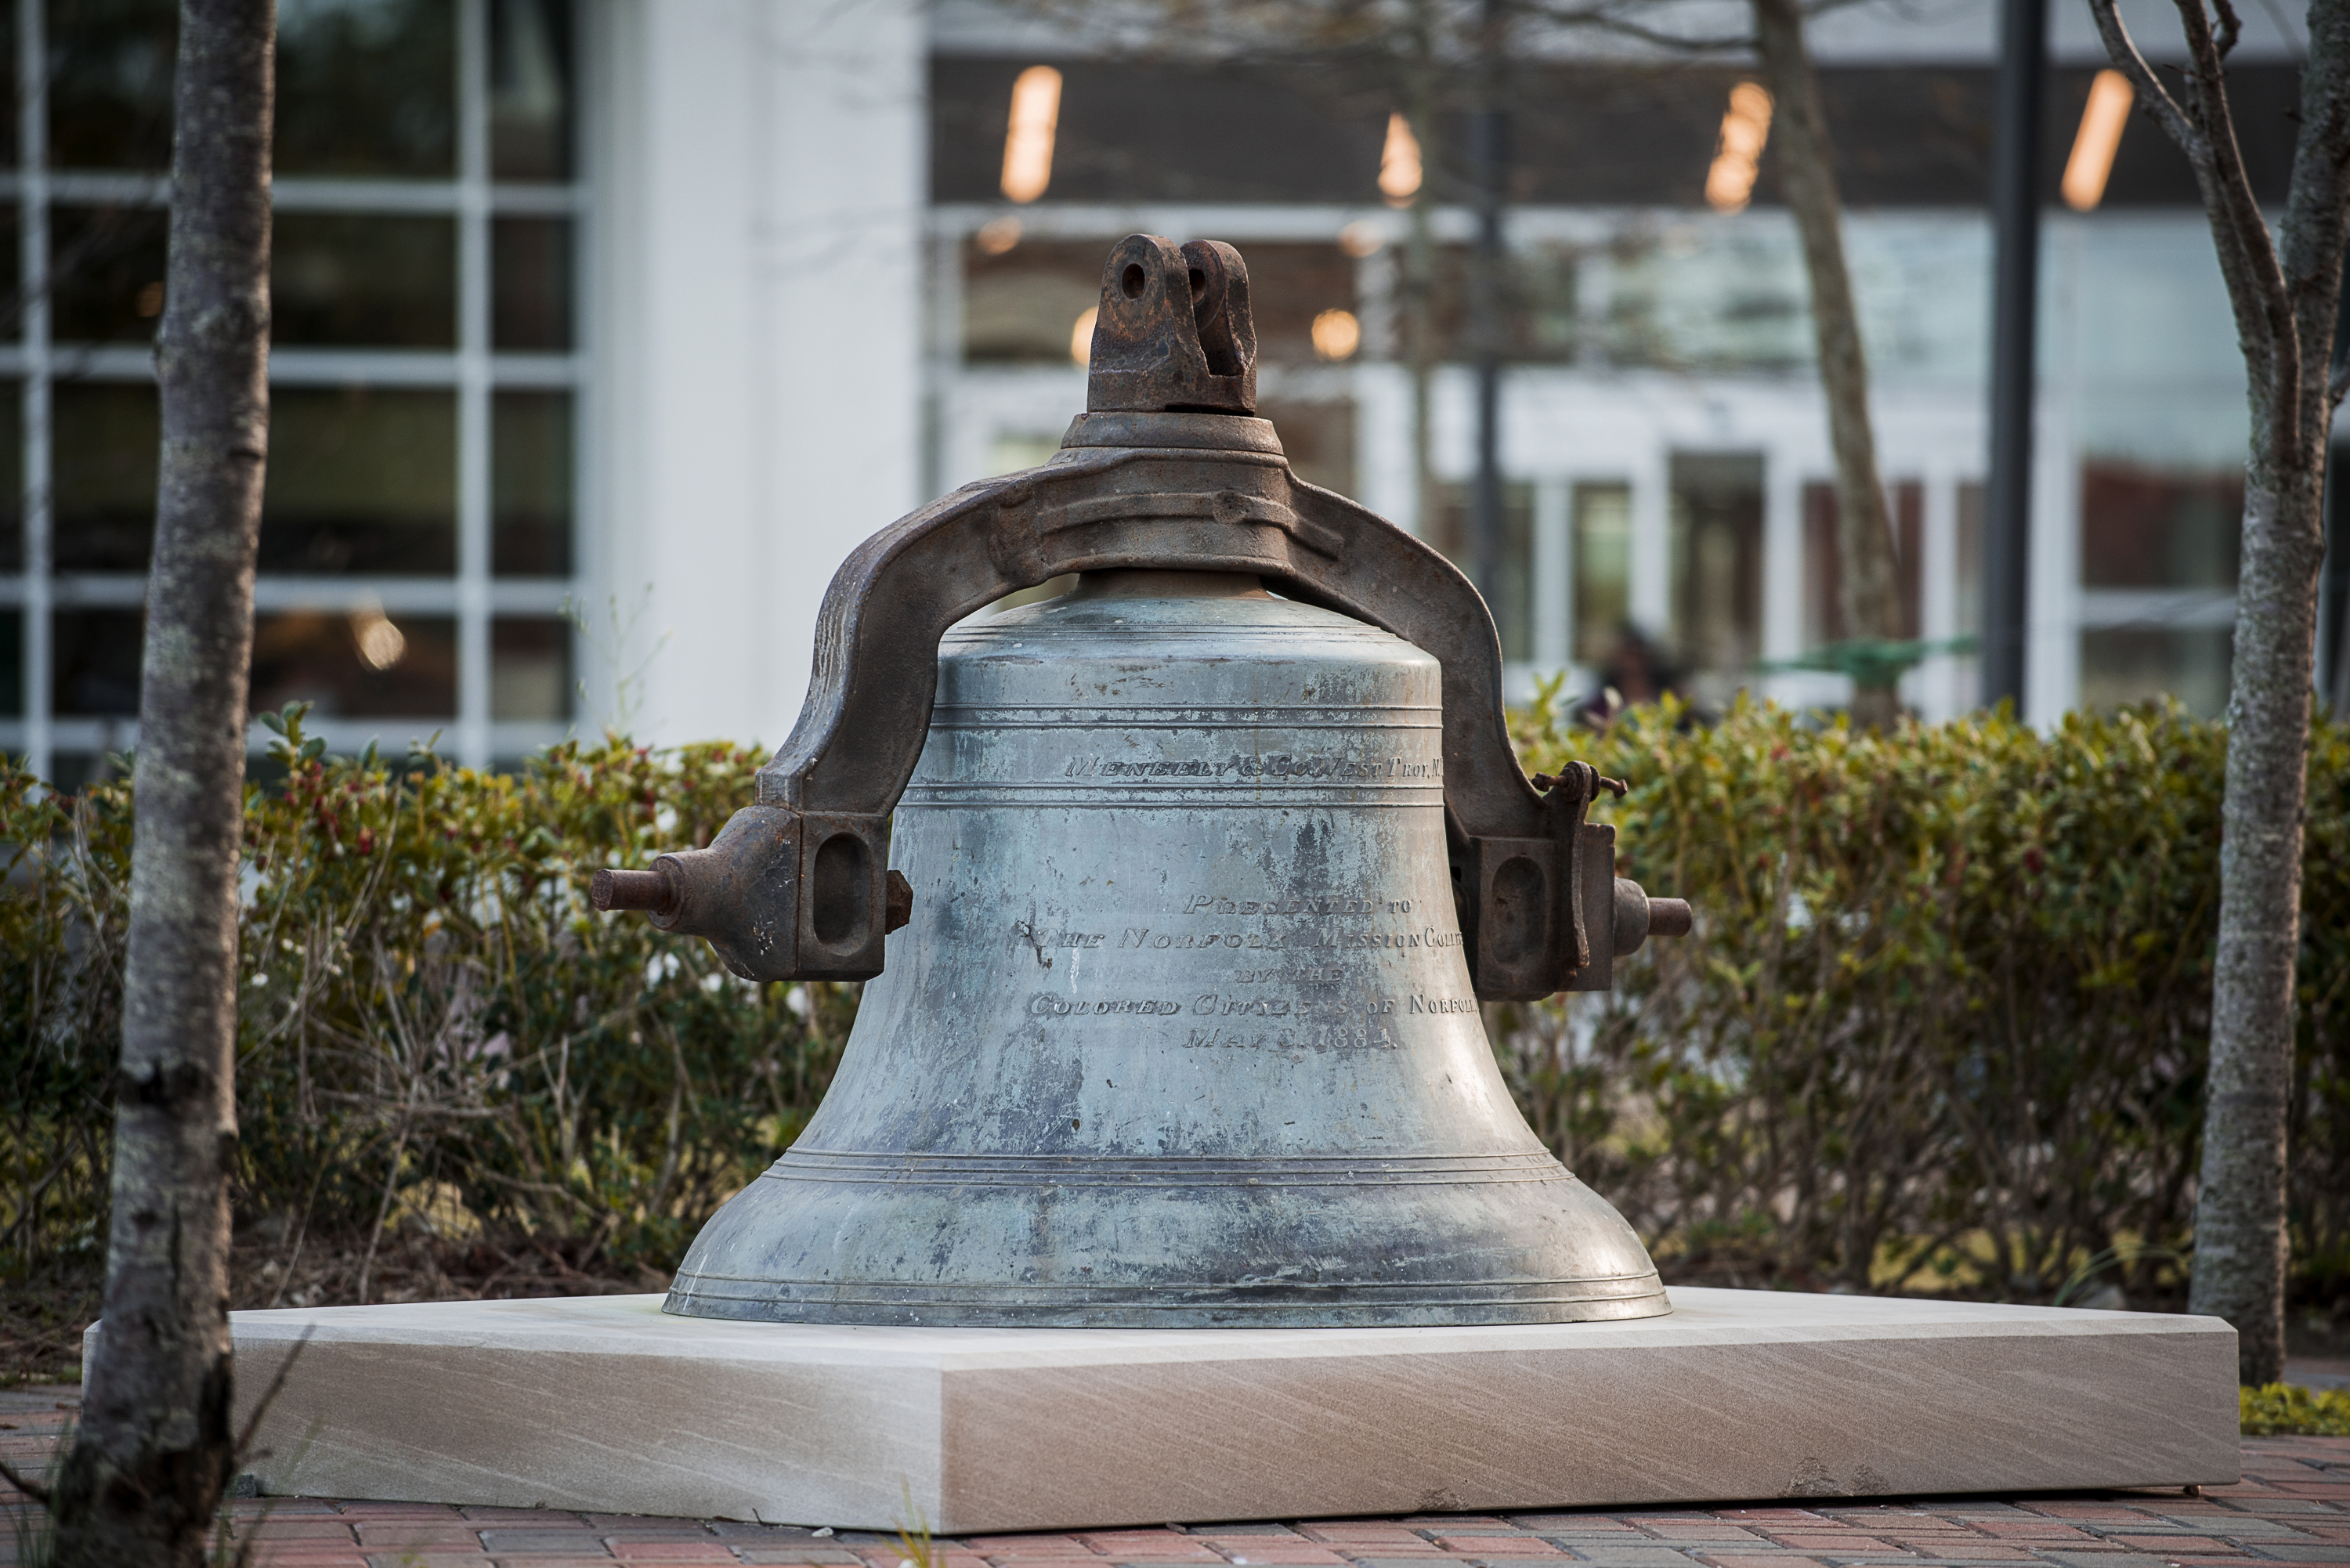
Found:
[49,0,178,170]
[262,387,456,574]
[0,383,20,573]
[1428,481,1535,663]
[1255,398,1354,498]
[491,616,569,720]
[492,390,571,575]
[276,0,455,177]
[0,207,20,341]
[51,204,170,344]
[964,239,1103,363]
[1571,483,1631,667]
[1669,452,1764,685]
[2081,627,2232,717]
[2081,461,2243,590]
[52,607,143,716]
[1801,479,1924,645]
[0,609,21,718]
[492,217,573,351]
[273,212,457,348]
[251,608,456,717]
[490,0,573,181]
[55,382,159,572]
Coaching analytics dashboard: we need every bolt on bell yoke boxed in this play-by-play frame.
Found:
[594,235,1692,1327]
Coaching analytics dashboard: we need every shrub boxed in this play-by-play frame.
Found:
[7,696,2348,1321]
[1506,690,2350,1309]
[2240,1383,2350,1435]
[3,709,855,1287]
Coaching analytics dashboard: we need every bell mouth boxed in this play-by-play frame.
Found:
[1067,569,1267,602]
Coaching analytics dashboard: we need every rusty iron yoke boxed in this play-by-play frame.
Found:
[595,234,1690,1001]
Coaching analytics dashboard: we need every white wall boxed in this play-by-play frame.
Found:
[591,0,927,750]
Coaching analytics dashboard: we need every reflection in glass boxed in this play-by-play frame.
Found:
[1429,482,1535,663]
[51,205,170,343]
[490,0,573,181]
[0,384,20,572]
[0,208,20,340]
[49,0,178,170]
[251,609,457,717]
[492,617,571,720]
[0,610,21,717]
[52,608,145,715]
[274,212,457,347]
[1669,452,1765,687]
[277,0,455,176]
[2081,461,2242,590]
[1801,480,1923,645]
[492,218,573,351]
[493,391,572,575]
[1572,484,1631,667]
[2081,627,2232,717]
[262,388,457,574]
[55,383,159,571]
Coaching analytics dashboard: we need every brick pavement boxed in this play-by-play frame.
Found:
[3,1388,2344,1568]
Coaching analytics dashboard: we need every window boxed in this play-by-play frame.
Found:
[1668,452,1765,686]
[1572,482,1632,667]
[1428,481,1535,663]
[5,0,586,781]
[1801,479,1923,646]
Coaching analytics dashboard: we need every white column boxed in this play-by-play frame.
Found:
[1629,447,1672,641]
[595,0,926,752]
[1533,478,1570,670]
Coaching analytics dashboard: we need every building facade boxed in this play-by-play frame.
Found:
[0,0,2326,781]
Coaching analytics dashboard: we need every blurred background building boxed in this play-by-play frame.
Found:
[0,0,2326,781]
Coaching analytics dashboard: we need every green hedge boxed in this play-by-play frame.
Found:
[5,697,2348,1313]
[1508,691,2350,1306]
[3,709,855,1279]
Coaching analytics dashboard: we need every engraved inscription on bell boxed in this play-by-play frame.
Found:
[665,573,1670,1327]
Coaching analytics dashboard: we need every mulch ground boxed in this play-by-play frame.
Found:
[2,1383,2343,1568]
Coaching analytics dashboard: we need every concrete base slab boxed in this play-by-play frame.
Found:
[170,1288,2237,1532]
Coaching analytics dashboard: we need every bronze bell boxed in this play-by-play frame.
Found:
[595,235,1691,1327]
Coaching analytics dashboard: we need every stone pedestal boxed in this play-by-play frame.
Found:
[148,1288,2236,1532]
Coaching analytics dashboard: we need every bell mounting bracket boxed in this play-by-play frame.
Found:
[595,234,1690,999]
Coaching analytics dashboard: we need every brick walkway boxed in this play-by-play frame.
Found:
[3,1387,2344,1568]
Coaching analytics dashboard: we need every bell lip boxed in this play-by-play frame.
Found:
[658,1277,1673,1329]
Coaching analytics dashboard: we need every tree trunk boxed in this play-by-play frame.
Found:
[1752,0,1904,729]
[50,0,275,1561]
[2087,0,2350,1386]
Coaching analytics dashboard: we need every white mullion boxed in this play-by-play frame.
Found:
[20,0,50,781]
[455,0,492,766]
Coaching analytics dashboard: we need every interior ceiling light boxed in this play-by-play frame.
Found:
[1000,65,1062,204]
[1705,81,1773,214]
[351,601,407,672]
[1379,112,1423,207]
[1311,309,1362,361]
[1070,305,1097,366]
[1338,220,1386,258]
[2063,70,2135,212]
[974,215,1024,256]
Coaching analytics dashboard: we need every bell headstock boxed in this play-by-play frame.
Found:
[1083,234,1256,416]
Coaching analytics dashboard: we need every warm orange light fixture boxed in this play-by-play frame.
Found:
[1311,309,1362,361]
[1000,66,1062,204]
[1705,81,1773,213]
[2063,70,2135,211]
[1070,305,1098,366]
[1379,112,1423,207]
[974,215,1024,255]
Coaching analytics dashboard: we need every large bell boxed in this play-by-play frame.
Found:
[666,570,1668,1326]
[594,233,1689,1329]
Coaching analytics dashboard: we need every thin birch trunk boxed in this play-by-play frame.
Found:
[50,0,276,1561]
[1752,0,1904,729]
[2088,0,2350,1386]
